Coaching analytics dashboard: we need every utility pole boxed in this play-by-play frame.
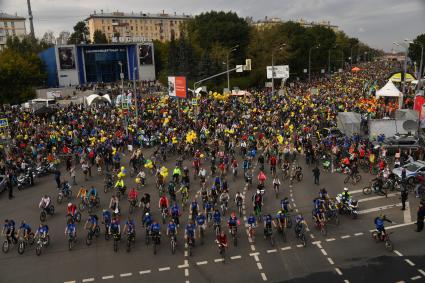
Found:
[133,67,138,119]
[271,43,285,96]
[308,45,320,83]
[226,45,239,92]
[27,0,35,39]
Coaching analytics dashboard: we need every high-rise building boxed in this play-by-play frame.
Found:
[0,12,27,51]
[85,10,191,43]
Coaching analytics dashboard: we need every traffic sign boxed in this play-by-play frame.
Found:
[191,98,198,106]
[0,118,8,128]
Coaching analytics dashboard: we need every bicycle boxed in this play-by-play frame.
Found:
[273,184,279,199]
[126,231,135,252]
[2,233,18,254]
[152,232,160,255]
[236,200,243,217]
[18,233,35,255]
[264,226,274,246]
[230,226,238,246]
[85,225,100,246]
[113,233,120,252]
[248,224,255,242]
[35,234,49,256]
[213,222,221,236]
[187,235,195,256]
[371,230,393,251]
[344,174,362,185]
[161,207,168,224]
[67,232,76,251]
[170,232,177,254]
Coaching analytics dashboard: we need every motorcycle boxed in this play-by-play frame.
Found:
[348,200,359,219]
[17,169,36,190]
[57,182,72,204]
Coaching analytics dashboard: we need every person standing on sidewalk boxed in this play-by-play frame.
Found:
[415,203,425,232]
[401,187,408,211]
[312,166,320,185]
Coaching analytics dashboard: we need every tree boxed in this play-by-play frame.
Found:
[41,30,55,45]
[68,21,89,44]
[57,31,70,45]
[93,30,108,44]
[6,35,52,54]
[409,34,425,78]
[0,49,46,104]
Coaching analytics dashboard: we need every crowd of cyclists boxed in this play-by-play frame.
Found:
[1,60,420,256]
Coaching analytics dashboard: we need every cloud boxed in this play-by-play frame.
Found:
[2,0,425,51]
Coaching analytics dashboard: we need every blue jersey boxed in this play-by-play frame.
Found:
[281,200,289,211]
[167,223,177,233]
[264,215,272,224]
[110,222,120,232]
[38,225,49,234]
[171,206,180,216]
[150,223,160,233]
[143,215,153,226]
[185,224,196,237]
[126,220,135,232]
[247,215,256,225]
[20,223,31,232]
[5,220,15,230]
[88,188,97,196]
[228,217,238,226]
[191,202,198,211]
[196,214,206,225]
[103,211,112,223]
[375,218,385,230]
[66,224,75,234]
[88,215,98,225]
[276,213,285,221]
[205,202,213,211]
[213,211,221,223]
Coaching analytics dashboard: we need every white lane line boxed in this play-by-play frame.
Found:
[185,269,189,277]
[102,275,114,280]
[405,259,416,266]
[291,198,295,202]
[411,276,421,280]
[281,246,292,251]
[358,193,398,202]
[250,252,260,256]
[294,208,299,212]
[354,232,364,236]
[393,250,403,257]
[267,249,277,253]
[344,280,350,283]
[326,238,336,242]
[231,255,242,260]
[197,261,208,265]
[350,189,364,194]
[385,222,415,231]
[335,268,343,275]
[64,281,76,283]
[214,258,224,263]
[327,258,335,265]
[341,235,351,239]
[305,227,310,232]
[178,260,189,268]
[158,267,171,271]
[359,203,402,214]
[320,249,328,256]
[82,279,95,283]
[257,262,263,270]
[120,273,132,277]
[395,281,405,283]
[418,269,425,276]
[261,273,267,281]
[184,251,189,257]
[293,203,297,208]
[139,270,151,275]
[312,241,322,245]
[296,244,304,248]
[250,245,256,251]
[404,202,412,223]
[310,234,315,239]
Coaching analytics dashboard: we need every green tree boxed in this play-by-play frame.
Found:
[93,30,108,44]
[409,34,425,78]
[68,21,90,44]
[0,49,46,104]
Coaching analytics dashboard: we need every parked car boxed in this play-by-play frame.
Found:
[392,160,425,184]
[372,134,422,155]
[316,128,344,141]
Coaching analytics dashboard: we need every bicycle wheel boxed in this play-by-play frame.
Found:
[385,240,394,251]
[355,174,362,184]
[68,239,73,251]
[282,229,287,242]
[321,225,327,236]
[344,175,350,184]
[40,211,47,222]
[18,241,25,255]
[301,234,307,247]
[126,239,131,252]
[171,239,176,254]
[362,186,372,195]
[57,194,63,204]
[36,244,42,256]
[2,240,9,253]
[270,235,275,247]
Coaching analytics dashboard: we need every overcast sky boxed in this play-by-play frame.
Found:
[1,0,424,51]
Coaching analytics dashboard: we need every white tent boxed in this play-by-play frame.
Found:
[376,80,401,98]
[85,94,112,106]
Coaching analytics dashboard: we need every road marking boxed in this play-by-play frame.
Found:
[344,280,350,283]
[404,202,412,223]
[395,281,405,283]
[158,267,171,271]
[326,238,336,242]
[418,269,425,276]
[257,262,263,270]
[64,281,76,283]
[312,241,321,245]
[214,258,224,262]
[327,258,335,265]
[354,232,364,236]
[359,203,402,214]
[291,198,295,202]
[261,273,267,281]
[369,222,414,232]
[178,263,189,268]
[102,275,114,280]
[320,249,328,256]
[293,203,297,208]
[393,250,403,257]
[184,251,189,257]
[350,189,364,194]
[281,246,292,251]
[250,252,260,256]
[139,270,151,275]
[253,255,260,261]
[250,245,256,251]
[411,276,421,280]
[341,235,351,239]
[82,279,94,283]
[358,193,398,203]
[405,259,415,266]
[267,249,277,253]
[310,234,315,239]
[305,227,310,232]
[185,269,189,277]
[120,273,132,277]
[335,268,343,275]
[231,255,242,260]
[197,261,208,265]
[294,208,299,212]
[296,244,304,248]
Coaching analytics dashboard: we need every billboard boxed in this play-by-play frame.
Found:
[168,76,187,98]
[267,65,289,79]
[139,43,153,65]
[58,47,76,70]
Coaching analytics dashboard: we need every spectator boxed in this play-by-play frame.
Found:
[312,166,320,185]
[416,203,425,232]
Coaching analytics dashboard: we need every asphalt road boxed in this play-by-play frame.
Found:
[1,149,425,283]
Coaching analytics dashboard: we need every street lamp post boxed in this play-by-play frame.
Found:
[118,61,128,135]
[308,45,320,83]
[226,45,239,92]
[133,67,138,119]
[328,48,331,76]
[272,43,286,96]
[393,42,409,109]
[350,46,354,68]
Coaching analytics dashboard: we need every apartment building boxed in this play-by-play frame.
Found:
[0,12,27,51]
[86,11,191,43]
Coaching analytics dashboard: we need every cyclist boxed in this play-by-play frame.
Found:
[109,195,120,216]
[88,186,98,207]
[263,214,273,237]
[18,221,32,241]
[280,197,291,213]
[67,202,77,217]
[294,214,306,236]
[247,213,256,238]
[65,221,76,238]
[219,190,230,212]
[159,193,170,212]
[109,218,121,237]
[150,221,161,243]
[124,217,136,238]
[235,192,243,207]
[84,214,98,233]
[3,219,17,244]
[170,203,181,226]
[215,230,228,250]
[102,209,112,225]
[39,195,52,211]
[253,190,263,215]
[319,188,328,200]
[142,212,153,228]
[140,192,151,213]
[196,212,206,237]
[172,166,181,183]
[168,181,176,202]
[185,220,196,245]
[76,186,88,201]
[177,184,189,202]
[198,167,207,183]
[204,199,214,223]
[227,212,239,234]
[167,219,178,240]
[115,176,126,194]
[213,209,221,232]
[341,188,351,205]
[313,206,326,225]
[374,213,393,238]
[273,177,281,192]
[190,199,199,219]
